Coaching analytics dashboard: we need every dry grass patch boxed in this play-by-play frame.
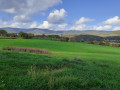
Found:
[3,46,51,54]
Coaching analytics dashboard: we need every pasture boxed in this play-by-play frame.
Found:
[0,39,120,89]
[0,39,120,62]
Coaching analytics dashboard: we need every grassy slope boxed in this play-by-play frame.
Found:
[0,39,120,62]
[0,39,120,89]
[0,51,120,90]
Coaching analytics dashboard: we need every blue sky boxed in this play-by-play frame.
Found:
[0,0,120,31]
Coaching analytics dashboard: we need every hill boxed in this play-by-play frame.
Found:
[74,35,120,43]
[1,27,120,35]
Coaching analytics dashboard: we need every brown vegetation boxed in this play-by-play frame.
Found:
[88,41,97,44]
[3,47,51,54]
[112,43,120,47]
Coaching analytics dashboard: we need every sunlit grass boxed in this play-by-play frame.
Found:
[0,39,120,89]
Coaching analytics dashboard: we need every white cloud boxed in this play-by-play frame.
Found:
[69,24,112,31]
[75,17,94,25]
[4,8,16,13]
[69,24,86,30]
[37,20,67,30]
[113,26,120,31]
[0,0,62,28]
[48,9,67,24]
[0,0,62,15]
[36,9,67,30]
[29,22,37,28]
[57,24,67,30]
[69,17,94,30]
[104,16,120,25]
[93,25,112,30]
[38,21,54,29]
[13,15,32,23]
[10,22,26,28]
[0,20,8,27]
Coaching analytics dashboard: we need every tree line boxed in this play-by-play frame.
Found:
[0,30,34,39]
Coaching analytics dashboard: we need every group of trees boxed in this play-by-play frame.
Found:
[36,34,120,47]
[0,30,18,39]
[0,30,7,36]
[88,41,110,46]
[0,30,34,39]
[19,32,34,39]
[37,34,85,42]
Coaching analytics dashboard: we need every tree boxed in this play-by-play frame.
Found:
[105,41,110,46]
[19,32,28,39]
[0,30,7,36]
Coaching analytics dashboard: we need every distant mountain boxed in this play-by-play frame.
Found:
[0,27,120,35]
[0,27,64,34]
[63,30,114,35]
[29,29,63,35]
[0,27,37,33]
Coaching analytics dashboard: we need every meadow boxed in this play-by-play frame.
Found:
[0,39,120,89]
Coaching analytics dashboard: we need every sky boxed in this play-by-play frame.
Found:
[0,0,120,31]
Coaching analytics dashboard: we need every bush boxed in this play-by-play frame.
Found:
[80,39,85,42]
[88,41,97,44]
[27,33,34,38]
[69,37,76,42]
[99,41,110,46]
[99,41,105,45]
[8,33,18,37]
[47,35,60,38]
[112,43,120,47]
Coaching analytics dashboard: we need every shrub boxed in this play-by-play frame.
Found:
[88,41,97,44]
[69,37,76,42]
[99,41,105,45]
[112,43,120,47]
[27,33,34,38]
[47,35,60,38]
[8,33,18,37]
[80,39,85,42]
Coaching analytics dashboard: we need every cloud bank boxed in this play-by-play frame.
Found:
[0,0,62,15]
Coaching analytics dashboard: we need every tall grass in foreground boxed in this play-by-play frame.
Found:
[0,51,120,90]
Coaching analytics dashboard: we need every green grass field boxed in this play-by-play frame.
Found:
[0,39,120,62]
[0,39,120,89]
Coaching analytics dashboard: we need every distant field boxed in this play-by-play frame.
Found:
[0,36,16,39]
[0,39,120,62]
[0,39,120,89]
